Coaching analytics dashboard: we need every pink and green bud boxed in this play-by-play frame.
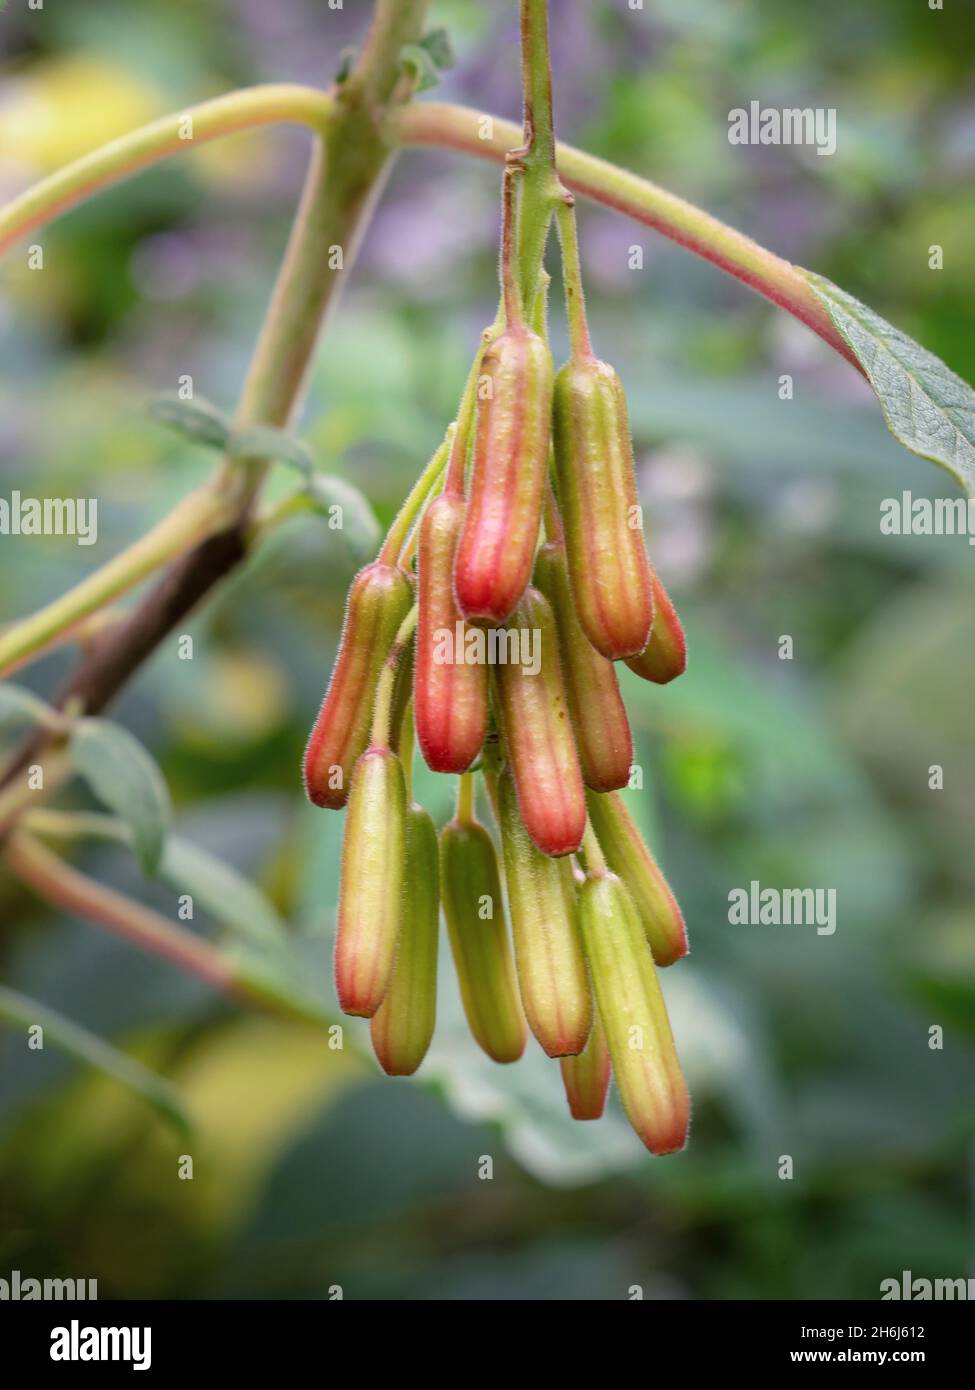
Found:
[304,561,414,809]
[578,870,689,1155]
[559,1011,611,1120]
[551,355,653,660]
[453,325,554,623]
[440,817,526,1064]
[492,585,586,858]
[497,767,592,1058]
[534,537,633,792]
[625,567,687,685]
[585,789,688,966]
[414,493,488,773]
[335,746,406,1018]
[370,804,440,1076]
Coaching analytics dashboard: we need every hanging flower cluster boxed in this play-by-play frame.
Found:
[304,140,690,1158]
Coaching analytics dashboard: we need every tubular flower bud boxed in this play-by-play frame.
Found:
[497,768,592,1058]
[453,325,554,623]
[440,817,526,1064]
[492,585,586,857]
[559,1011,611,1120]
[304,561,414,809]
[551,355,653,659]
[579,871,689,1155]
[585,789,688,966]
[415,493,489,773]
[625,567,687,685]
[335,747,407,1018]
[534,538,633,792]
[370,804,440,1076]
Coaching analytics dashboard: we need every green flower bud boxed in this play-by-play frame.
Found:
[370,804,440,1075]
[440,817,526,1063]
[335,746,407,1017]
[579,871,689,1155]
[497,767,592,1058]
[585,789,688,966]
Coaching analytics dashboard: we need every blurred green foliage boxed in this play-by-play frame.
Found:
[0,0,972,1299]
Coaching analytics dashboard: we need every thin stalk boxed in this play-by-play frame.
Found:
[542,475,563,543]
[556,198,593,359]
[0,86,334,259]
[370,604,419,747]
[582,819,608,877]
[393,103,862,371]
[512,0,564,317]
[4,832,331,1024]
[399,700,415,802]
[500,164,525,328]
[0,485,237,679]
[456,772,476,826]
[445,316,503,496]
[380,427,453,564]
[6,832,241,997]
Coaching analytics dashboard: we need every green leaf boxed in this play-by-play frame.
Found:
[804,272,975,495]
[160,838,288,952]
[0,683,64,734]
[228,425,316,476]
[399,42,442,94]
[69,719,171,875]
[0,984,191,1135]
[302,473,380,559]
[420,27,456,71]
[23,810,289,953]
[148,394,231,450]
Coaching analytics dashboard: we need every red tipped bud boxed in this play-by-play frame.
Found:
[370,804,440,1075]
[578,871,689,1155]
[559,1012,611,1120]
[497,768,592,1058]
[585,789,688,966]
[440,818,526,1064]
[492,586,586,857]
[534,537,633,792]
[453,326,553,623]
[624,566,687,684]
[552,355,653,659]
[414,493,489,773]
[335,747,406,1017]
[304,561,413,809]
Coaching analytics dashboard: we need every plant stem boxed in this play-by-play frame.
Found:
[393,103,862,372]
[370,604,419,747]
[500,165,524,327]
[512,0,564,316]
[0,0,432,812]
[6,831,241,996]
[0,86,334,259]
[543,476,563,543]
[0,484,237,679]
[4,832,331,1024]
[582,819,608,876]
[379,427,453,565]
[399,702,415,802]
[456,772,476,826]
[556,198,593,358]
